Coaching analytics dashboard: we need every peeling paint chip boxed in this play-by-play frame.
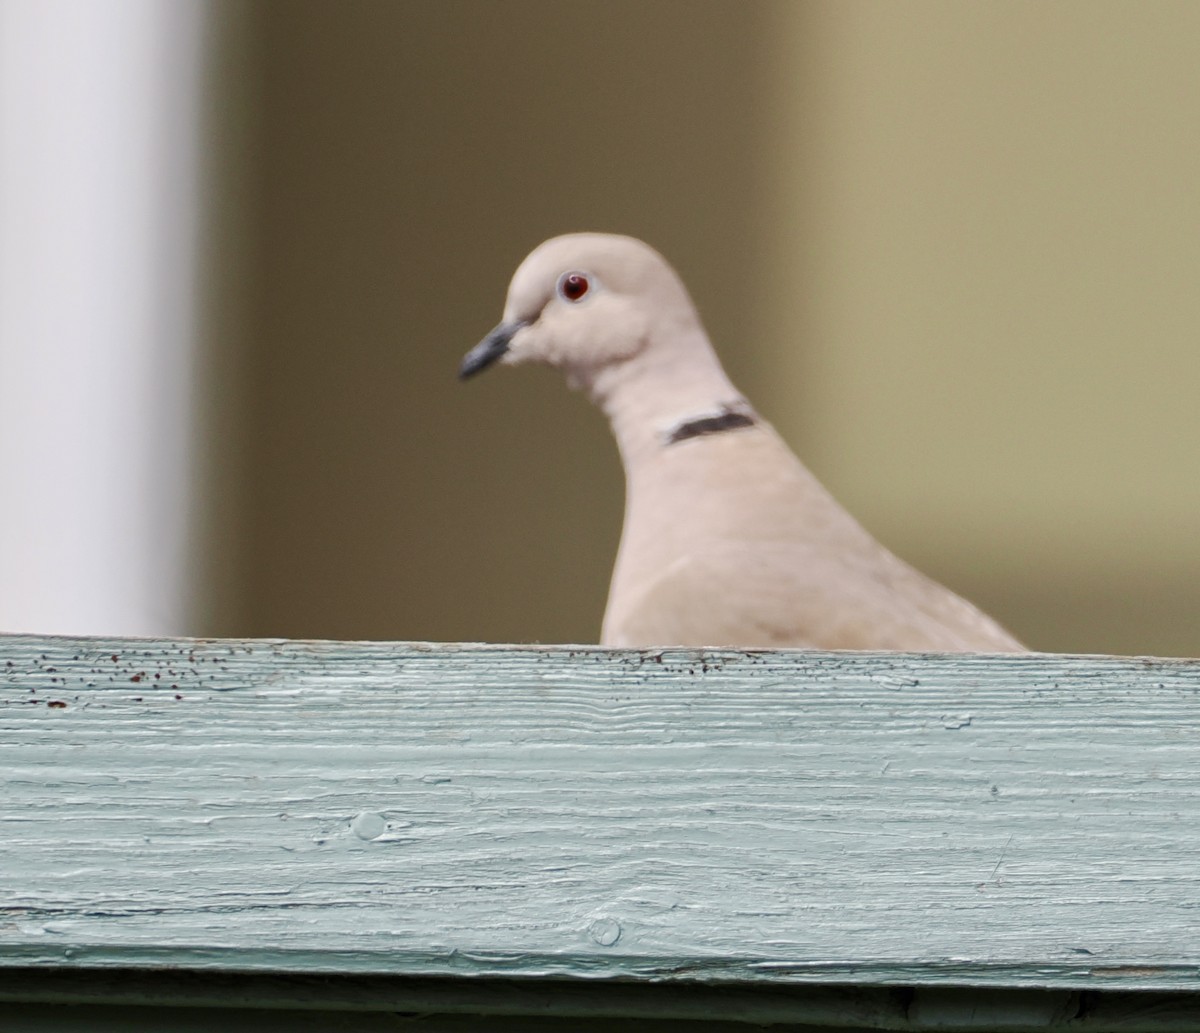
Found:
[351,811,387,841]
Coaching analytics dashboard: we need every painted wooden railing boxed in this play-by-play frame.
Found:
[2,634,1199,1031]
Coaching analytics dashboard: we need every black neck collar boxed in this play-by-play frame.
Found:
[665,403,757,445]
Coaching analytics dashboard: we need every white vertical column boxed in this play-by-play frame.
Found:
[0,0,205,635]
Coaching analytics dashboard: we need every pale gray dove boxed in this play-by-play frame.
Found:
[461,233,1023,652]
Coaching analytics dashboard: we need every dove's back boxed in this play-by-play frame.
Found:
[603,417,1023,652]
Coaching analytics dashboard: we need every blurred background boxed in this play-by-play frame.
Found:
[1,0,1197,656]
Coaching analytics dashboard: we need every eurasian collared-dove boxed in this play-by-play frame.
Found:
[461,233,1024,652]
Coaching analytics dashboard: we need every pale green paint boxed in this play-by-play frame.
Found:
[3,635,1200,1029]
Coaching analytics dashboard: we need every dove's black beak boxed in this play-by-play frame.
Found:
[459,321,525,380]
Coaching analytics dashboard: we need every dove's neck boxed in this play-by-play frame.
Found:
[584,330,748,468]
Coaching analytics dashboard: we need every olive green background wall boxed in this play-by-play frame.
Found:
[197,1,1200,656]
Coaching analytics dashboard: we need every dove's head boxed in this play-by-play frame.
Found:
[460,234,704,393]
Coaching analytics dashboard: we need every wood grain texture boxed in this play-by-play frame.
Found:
[3,635,1200,1007]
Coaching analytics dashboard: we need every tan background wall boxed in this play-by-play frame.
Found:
[198,1,1200,656]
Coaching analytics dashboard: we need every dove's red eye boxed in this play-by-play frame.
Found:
[558,272,590,302]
